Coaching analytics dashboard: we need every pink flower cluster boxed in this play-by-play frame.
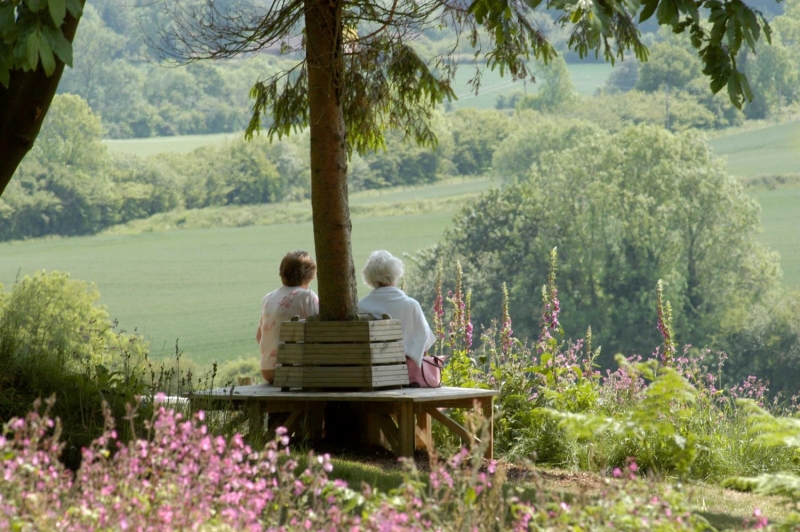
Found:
[1,398,716,531]
[0,396,359,531]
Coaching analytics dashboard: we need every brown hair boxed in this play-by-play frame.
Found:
[279,250,317,287]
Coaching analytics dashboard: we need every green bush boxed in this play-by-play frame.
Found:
[0,271,189,468]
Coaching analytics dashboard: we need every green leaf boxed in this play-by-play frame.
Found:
[0,5,16,34]
[37,30,55,75]
[48,0,66,26]
[45,25,71,65]
[464,487,477,504]
[26,0,48,13]
[65,0,82,17]
[26,31,38,69]
[655,0,678,26]
[639,0,659,23]
[0,63,9,88]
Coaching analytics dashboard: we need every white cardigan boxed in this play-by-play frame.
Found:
[357,286,436,365]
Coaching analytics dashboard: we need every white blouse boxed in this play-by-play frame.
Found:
[258,285,319,371]
[358,286,435,365]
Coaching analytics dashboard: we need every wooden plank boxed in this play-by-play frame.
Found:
[189,385,498,403]
[280,322,306,342]
[479,396,494,460]
[303,333,402,343]
[277,342,406,366]
[397,402,415,458]
[422,406,481,448]
[415,412,432,451]
[278,320,403,343]
[247,402,265,437]
[373,413,399,452]
[275,365,408,379]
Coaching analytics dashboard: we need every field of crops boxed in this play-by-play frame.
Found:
[708,120,800,177]
[448,61,613,110]
[754,186,800,287]
[0,180,497,366]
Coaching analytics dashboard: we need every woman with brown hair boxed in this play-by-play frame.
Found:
[256,250,319,384]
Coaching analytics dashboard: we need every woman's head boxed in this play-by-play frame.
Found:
[362,250,404,289]
[280,250,317,287]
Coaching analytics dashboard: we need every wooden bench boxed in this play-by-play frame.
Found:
[188,384,499,459]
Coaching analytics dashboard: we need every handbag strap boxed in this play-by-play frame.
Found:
[421,356,443,388]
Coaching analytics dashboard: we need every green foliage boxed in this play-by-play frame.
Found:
[446,109,516,175]
[551,358,700,478]
[492,115,601,180]
[605,60,639,93]
[0,271,153,467]
[722,399,800,530]
[0,0,81,86]
[410,125,781,366]
[515,56,578,113]
[636,40,704,93]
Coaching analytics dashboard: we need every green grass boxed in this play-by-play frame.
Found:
[449,61,613,110]
[0,215,451,366]
[103,132,242,157]
[708,120,800,178]
[753,187,800,287]
[324,458,791,530]
[0,179,495,367]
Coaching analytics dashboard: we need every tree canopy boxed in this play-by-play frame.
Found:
[410,123,781,366]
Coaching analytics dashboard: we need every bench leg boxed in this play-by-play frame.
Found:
[478,397,494,460]
[247,402,266,437]
[415,411,433,452]
[305,404,325,440]
[397,402,415,458]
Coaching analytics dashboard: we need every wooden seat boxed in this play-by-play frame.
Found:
[188,385,499,459]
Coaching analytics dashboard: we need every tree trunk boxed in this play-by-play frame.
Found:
[304,0,359,321]
[0,2,85,198]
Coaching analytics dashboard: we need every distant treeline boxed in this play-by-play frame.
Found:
[0,96,507,241]
[59,0,799,140]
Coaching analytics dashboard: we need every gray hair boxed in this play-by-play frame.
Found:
[362,250,404,289]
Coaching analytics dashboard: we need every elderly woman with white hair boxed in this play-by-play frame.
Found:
[358,250,435,367]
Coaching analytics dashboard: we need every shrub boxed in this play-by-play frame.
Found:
[426,249,799,482]
[0,271,189,469]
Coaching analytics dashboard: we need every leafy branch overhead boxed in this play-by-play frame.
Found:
[160,0,772,157]
[0,0,82,86]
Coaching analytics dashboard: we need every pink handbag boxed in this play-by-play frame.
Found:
[406,355,444,388]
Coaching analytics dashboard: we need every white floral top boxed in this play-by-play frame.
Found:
[258,285,319,371]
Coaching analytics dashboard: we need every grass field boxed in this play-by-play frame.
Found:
[449,61,612,110]
[104,132,241,157]
[708,120,800,177]
[754,187,800,286]
[0,179,495,367]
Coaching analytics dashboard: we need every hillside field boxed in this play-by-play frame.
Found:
[754,186,800,287]
[708,120,800,177]
[0,179,496,367]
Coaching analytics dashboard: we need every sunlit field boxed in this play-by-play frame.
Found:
[0,179,496,366]
[754,186,800,286]
[449,61,613,110]
[708,120,800,178]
